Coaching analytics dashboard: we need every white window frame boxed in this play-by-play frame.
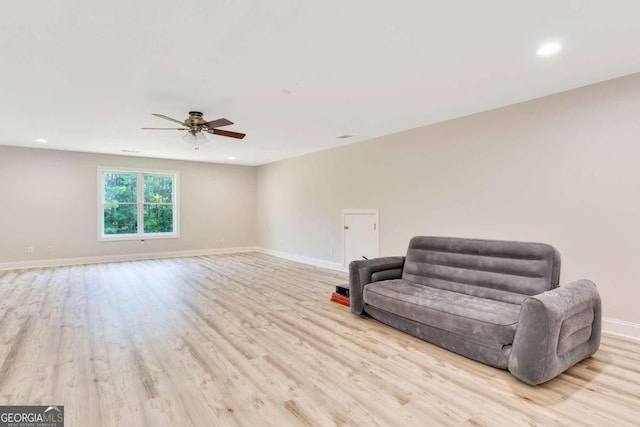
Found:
[98,166,180,241]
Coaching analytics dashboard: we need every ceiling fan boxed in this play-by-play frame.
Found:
[142,111,246,149]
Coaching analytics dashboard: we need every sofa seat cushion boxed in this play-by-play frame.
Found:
[364,279,521,344]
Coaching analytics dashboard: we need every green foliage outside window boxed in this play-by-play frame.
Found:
[143,175,174,233]
[104,173,138,234]
[144,204,173,233]
[104,204,138,234]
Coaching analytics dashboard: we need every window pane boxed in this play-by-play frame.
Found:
[144,204,174,233]
[144,175,173,203]
[104,204,138,234]
[104,173,138,203]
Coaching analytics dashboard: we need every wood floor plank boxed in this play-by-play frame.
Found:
[0,252,638,426]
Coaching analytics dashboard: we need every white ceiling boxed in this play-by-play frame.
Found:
[1,1,640,166]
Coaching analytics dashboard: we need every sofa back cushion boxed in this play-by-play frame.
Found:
[402,236,560,305]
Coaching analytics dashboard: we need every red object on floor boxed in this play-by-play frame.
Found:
[330,292,350,307]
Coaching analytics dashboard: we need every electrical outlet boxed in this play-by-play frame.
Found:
[48,246,54,254]
[330,247,334,255]
[27,246,34,254]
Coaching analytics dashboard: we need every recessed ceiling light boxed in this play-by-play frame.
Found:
[121,149,140,154]
[227,156,235,160]
[537,42,562,56]
[337,134,353,139]
[35,138,48,143]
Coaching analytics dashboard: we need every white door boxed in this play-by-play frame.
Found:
[343,211,379,267]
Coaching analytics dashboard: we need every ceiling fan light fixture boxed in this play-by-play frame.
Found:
[182,131,208,150]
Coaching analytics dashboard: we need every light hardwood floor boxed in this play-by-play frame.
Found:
[0,253,638,426]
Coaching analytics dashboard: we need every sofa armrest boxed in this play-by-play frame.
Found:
[509,279,601,385]
[349,256,405,314]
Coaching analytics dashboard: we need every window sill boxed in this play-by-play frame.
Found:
[98,233,180,242]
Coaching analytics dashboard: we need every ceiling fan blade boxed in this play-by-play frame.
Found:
[141,127,188,130]
[151,113,187,126]
[205,118,234,128]
[210,129,246,139]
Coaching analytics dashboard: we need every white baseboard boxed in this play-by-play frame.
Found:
[603,317,640,341]
[256,247,347,272]
[0,246,261,271]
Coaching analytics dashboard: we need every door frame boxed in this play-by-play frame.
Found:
[341,208,379,268]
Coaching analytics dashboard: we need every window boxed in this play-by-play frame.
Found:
[98,167,179,240]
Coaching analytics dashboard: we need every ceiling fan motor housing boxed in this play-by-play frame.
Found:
[187,111,206,126]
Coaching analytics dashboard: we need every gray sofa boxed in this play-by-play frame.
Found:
[349,236,601,385]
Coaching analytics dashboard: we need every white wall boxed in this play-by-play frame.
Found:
[0,146,256,262]
[256,72,640,324]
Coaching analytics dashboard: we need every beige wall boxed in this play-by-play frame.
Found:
[0,146,256,262]
[256,73,640,324]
